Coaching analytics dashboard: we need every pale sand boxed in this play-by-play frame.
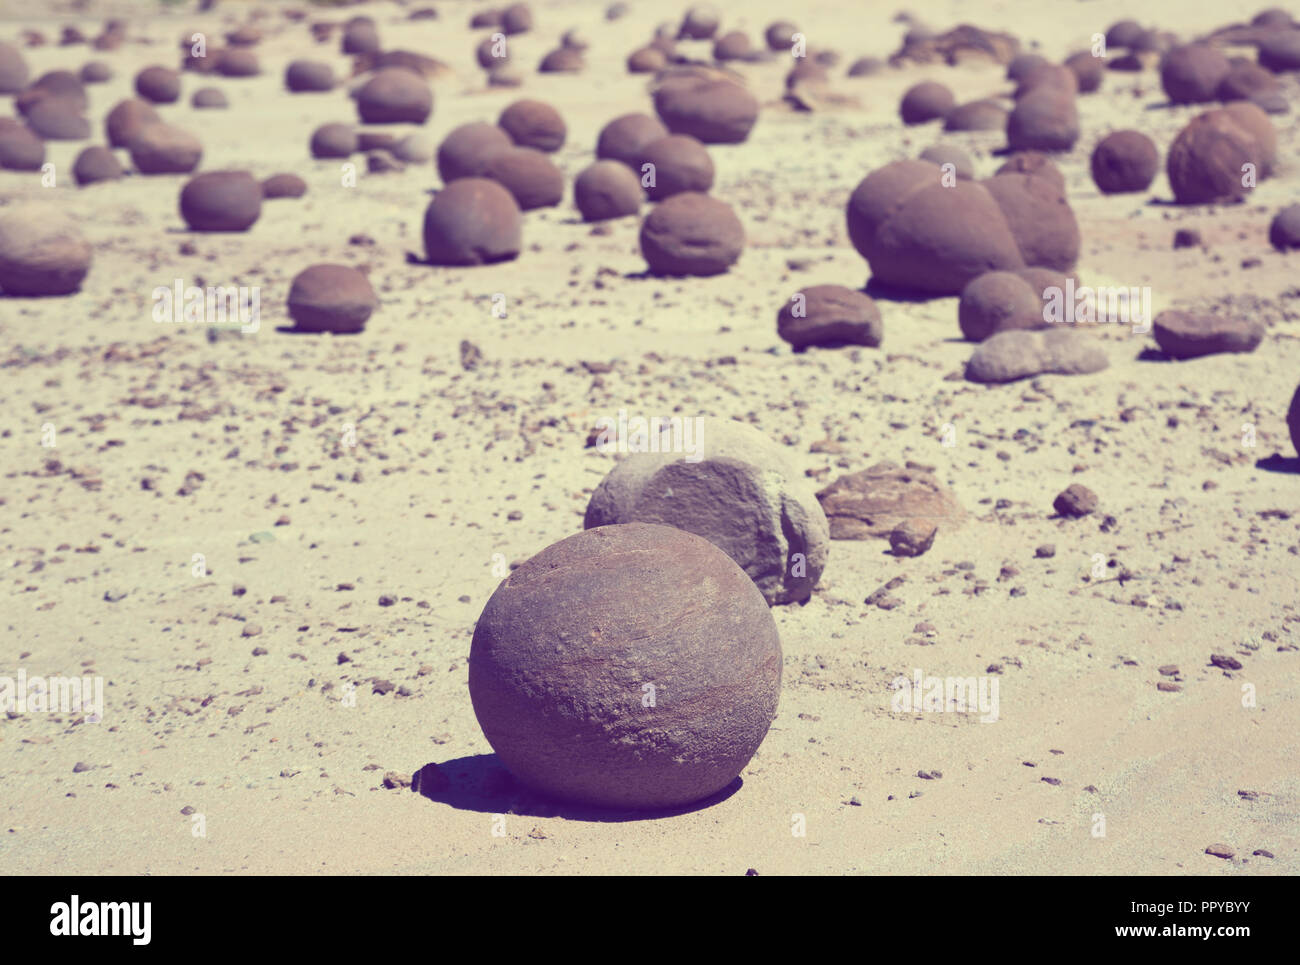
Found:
[1,0,1297,875]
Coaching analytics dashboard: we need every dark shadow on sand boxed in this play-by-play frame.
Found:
[1255,454,1300,474]
[412,753,742,822]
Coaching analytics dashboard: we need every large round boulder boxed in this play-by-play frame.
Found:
[179,171,263,231]
[436,122,512,183]
[469,522,782,809]
[1090,130,1159,194]
[653,76,758,144]
[0,203,92,296]
[596,112,668,168]
[287,264,378,333]
[641,134,714,200]
[1160,43,1231,103]
[422,177,523,265]
[356,67,432,124]
[482,147,564,210]
[498,99,566,152]
[574,160,643,221]
[640,192,743,276]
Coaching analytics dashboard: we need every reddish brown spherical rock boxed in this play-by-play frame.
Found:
[678,5,721,40]
[958,269,1055,342]
[983,171,1080,273]
[765,20,799,52]
[1160,43,1231,104]
[482,146,564,210]
[1166,107,1270,204]
[356,67,432,124]
[1221,101,1276,175]
[423,177,523,265]
[640,133,714,200]
[713,31,752,62]
[501,3,533,35]
[262,172,307,199]
[1007,88,1079,151]
[900,80,954,124]
[23,97,89,140]
[498,99,566,152]
[1105,20,1146,50]
[847,161,1026,295]
[1064,51,1104,93]
[135,65,180,103]
[106,98,159,148]
[218,48,260,78]
[79,61,112,84]
[0,203,92,295]
[627,47,667,73]
[341,21,381,55]
[1015,63,1078,99]
[1269,203,1300,250]
[640,192,743,276]
[310,123,357,159]
[574,160,643,221]
[287,264,378,334]
[1090,130,1158,194]
[436,122,512,183]
[596,112,668,168]
[191,87,227,109]
[72,145,123,185]
[180,171,262,232]
[653,76,758,144]
[994,151,1066,193]
[539,47,584,73]
[469,522,781,810]
[778,284,883,350]
[1007,53,1048,81]
[0,41,30,93]
[285,59,335,92]
[0,119,44,170]
[1258,30,1300,72]
[129,122,202,174]
[476,35,509,70]
[943,99,1008,132]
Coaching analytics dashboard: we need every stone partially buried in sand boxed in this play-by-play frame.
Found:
[1090,130,1159,194]
[816,461,964,541]
[640,192,743,276]
[129,122,202,174]
[469,522,782,809]
[310,123,357,159]
[653,76,758,144]
[965,328,1107,383]
[437,122,512,183]
[596,112,668,168]
[482,147,564,210]
[180,171,262,231]
[72,145,123,185]
[899,81,954,124]
[0,203,92,296]
[777,285,883,349]
[1160,43,1231,104]
[191,87,227,109]
[1151,310,1263,359]
[641,134,714,200]
[262,172,307,198]
[287,264,377,333]
[584,418,829,605]
[356,68,432,124]
[1166,106,1273,204]
[574,160,643,221]
[846,160,1026,295]
[498,99,566,152]
[423,177,523,266]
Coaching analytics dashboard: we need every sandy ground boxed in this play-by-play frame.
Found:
[1,0,1298,876]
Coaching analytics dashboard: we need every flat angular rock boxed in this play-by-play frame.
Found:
[584,417,829,605]
[816,461,964,541]
[966,328,1107,383]
[1152,310,1263,359]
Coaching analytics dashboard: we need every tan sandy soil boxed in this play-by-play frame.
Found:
[1,0,1297,875]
